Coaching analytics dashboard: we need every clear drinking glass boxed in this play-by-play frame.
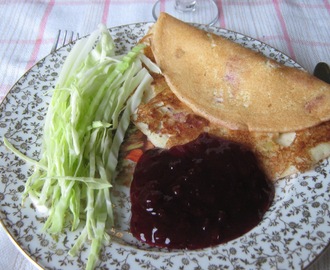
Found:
[152,0,219,26]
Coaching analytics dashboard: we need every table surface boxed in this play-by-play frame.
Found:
[0,1,329,269]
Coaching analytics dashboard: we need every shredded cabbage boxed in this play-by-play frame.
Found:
[4,23,154,270]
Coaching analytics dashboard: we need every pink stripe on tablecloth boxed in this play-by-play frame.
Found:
[160,0,165,13]
[26,0,55,69]
[102,0,111,24]
[0,0,156,4]
[225,0,325,8]
[216,0,226,28]
[273,0,296,59]
[324,0,330,15]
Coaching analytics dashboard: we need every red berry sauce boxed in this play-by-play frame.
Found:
[130,133,274,249]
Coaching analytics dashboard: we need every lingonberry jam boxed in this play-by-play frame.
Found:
[130,133,274,249]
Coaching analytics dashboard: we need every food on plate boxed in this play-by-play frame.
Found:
[128,13,330,250]
[148,13,330,132]
[133,13,330,181]
[4,12,330,267]
[130,133,274,249]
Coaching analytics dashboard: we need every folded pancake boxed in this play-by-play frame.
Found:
[150,13,330,132]
[132,15,330,181]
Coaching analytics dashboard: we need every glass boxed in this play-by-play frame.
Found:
[152,0,219,26]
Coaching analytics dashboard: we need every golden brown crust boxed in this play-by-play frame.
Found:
[150,13,330,132]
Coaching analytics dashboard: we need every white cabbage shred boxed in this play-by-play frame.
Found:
[4,23,155,270]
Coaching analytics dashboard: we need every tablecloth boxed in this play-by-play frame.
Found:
[0,0,329,269]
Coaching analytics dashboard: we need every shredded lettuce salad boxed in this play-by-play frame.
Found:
[4,24,160,269]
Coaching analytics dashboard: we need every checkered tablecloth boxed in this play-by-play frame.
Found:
[0,1,330,269]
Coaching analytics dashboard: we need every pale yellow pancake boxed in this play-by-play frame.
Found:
[150,13,330,132]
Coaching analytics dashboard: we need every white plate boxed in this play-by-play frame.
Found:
[1,22,330,270]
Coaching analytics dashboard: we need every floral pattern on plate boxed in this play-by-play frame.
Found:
[0,22,329,270]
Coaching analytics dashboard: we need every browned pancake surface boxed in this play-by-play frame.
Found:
[135,80,330,181]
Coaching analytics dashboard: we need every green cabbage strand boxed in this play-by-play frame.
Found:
[4,23,155,270]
